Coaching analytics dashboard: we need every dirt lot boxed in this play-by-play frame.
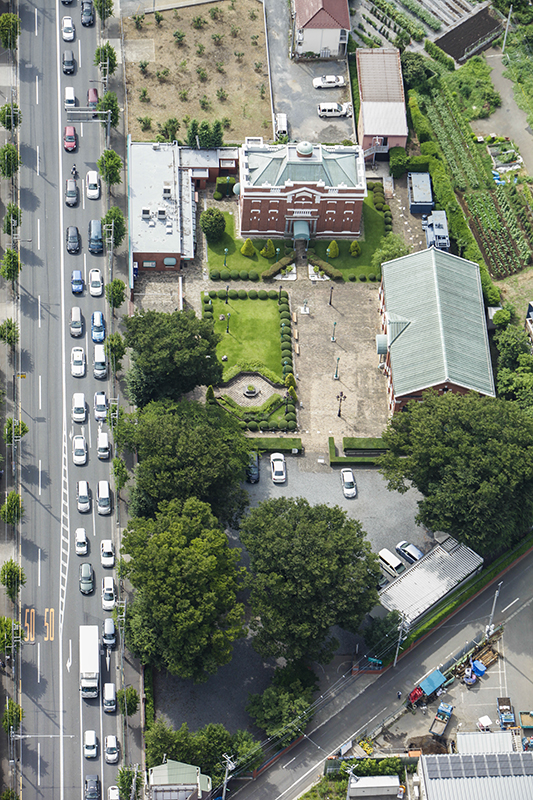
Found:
[435,7,501,62]
[123,0,271,142]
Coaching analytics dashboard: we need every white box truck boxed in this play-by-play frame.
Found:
[79,625,100,699]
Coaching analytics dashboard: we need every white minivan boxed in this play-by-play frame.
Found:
[103,682,116,713]
[97,430,110,460]
[64,86,76,110]
[93,344,107,379]
[72,392,86,423]
[97,480,111,515]
[317,101,352,118]
[378,548,406,578]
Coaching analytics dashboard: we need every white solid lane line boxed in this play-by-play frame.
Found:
[39,374,41,407]
[78,39,82,70]
[36,75,39,105]
[37,219,40,250]
[38,294,41,327]
[39,459,42,496]
[36,145,39,176]
[35,8,38,36]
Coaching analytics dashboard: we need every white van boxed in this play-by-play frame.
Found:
[64,86,76,111]
[72,392,86,423]
[317,102,352,118]
[379,548,406,578]
[102,618,116,647]
[97,480,111,515]
[93,344,107,379]
[275,113,288,138]
[103,682,116,713]
[70,306,83,337]
[97,430,110,460]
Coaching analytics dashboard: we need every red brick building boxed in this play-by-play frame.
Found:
[237,138,367,243]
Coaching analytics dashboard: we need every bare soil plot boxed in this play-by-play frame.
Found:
[123,0,272,143]
[435,8,501,62]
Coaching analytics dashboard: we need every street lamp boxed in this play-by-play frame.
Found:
[278,283,282,304]
[225,284,229,304]
[329,285,334,306]
[226,312,231,333]
[326,247,331,264]
[337,391,347,417]
[331,321,337,342]
[224,247,228,267]
[276,247,281,261]
[333,356,340,380]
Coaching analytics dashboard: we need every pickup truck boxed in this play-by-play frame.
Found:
[497,697,515,728]
[429,702,453,737]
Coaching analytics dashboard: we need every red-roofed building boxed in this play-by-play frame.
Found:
[292,0,350,59]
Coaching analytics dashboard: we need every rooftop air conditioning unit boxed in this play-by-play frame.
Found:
[163,186,172,198]
[141,208,151,220]
[157,208,166,220]
[152,143,160,150]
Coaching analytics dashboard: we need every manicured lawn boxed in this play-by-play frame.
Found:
[209,296,283,382]
[310,196,385,282]
[207,212,292,277]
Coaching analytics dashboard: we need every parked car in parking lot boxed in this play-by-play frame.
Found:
[246,451,260,483]
[312,74,345,89]
[396,540,424,564]
[340,468,357,498]
[270,452,286,483]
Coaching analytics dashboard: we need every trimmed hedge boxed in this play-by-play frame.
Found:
[279,303,290,313]
[328,437,382,465]
[268,290,278,299]
[238,289,247,299]
[220,269,230,280]
[408,91,432,143]
[246,437,303,452]
[308,256,342,281]
[249,270,259,281]
[248,289,258,299]
[229,289,238,299]
[342,437,388,450]
[258,289,268,299]
[389,146,408,178]
[209,289,217,298]
[424,39,455,71]
[230,270,239,280]
[262,254,295,280]
[240,270,249,280]
[210,269,221,280]
[217,289,227,299]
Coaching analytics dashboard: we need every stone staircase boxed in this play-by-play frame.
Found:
[294,240,308,279]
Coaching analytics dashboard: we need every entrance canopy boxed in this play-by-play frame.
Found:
[293,220,310,240]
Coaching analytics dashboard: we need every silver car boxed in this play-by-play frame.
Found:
[70,346,85,377]
[340,468,357,498]
[72,435,87,466]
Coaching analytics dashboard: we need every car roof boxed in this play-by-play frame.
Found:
[87,169,98,179]
[72,269,82,277]
[65,125,75,133]
[93,310,103,320]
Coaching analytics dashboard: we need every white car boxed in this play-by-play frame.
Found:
[72,392,86,423]
[70,347,85,377]
[75,527,88,555]
[104,734,119,764]
[76,480,90,513]
[312,74,345,89]
[100,539,115,568]
[86,170,101,199]
[270,452,286,484]
[340,468,357,498]
[61,16,75,40]
[89,268,103,297]
[72,435,87,466]
[102,576,116,610]
[94,391,108,421]
[83,730,97,759]
[108,787,120,800]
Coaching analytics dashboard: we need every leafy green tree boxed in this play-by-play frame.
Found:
[95,0,114,23]
[0,319,19,346]
[3,203,21,235]
[2,698,23,734]
[327,240,339,258]
[211,119,224,147]
[350,240,361,257]
[241,238,255,257]
[400,51,429,91]
[102,207,126,248]
[105,332,126,373]
[0,616,24,652]
[94,42,117,76]
[1,787,19,800]
[0,14,20,50]
[113,457,129,493]
[198,120,211,148]
[117,686,139,716]
[97,91,120,128]
[116,766,142,800]
[123,309,222,406]
[247,664,317,744]
[371,232,410,273]
[97,149,122,189]
[361,610,401,655]
[0,559,26,602]
[240,498,380,663]
[496,354,533,410]
[156,117,180,142]
[115,399,249,521]
[1,249,21,282]
[260,239,275,258]
[492,308,511,330]
[105,279,126,312]
[0,492,24,525]
[379,391,533,556]
[0,103,21,131]
[3,418,28,444]
[123,497,245,682]
[187,118,199,148]
[0,143,20,179]
[494,325,531,371]
[199,207,225,242]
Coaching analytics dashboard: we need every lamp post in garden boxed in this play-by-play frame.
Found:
[276,247,281,262]
[285,392,290,414]
[326,247,331,264]
[329,285,334,306]
[331,321,337,342]
[334,356,340,380]
[224,248,228,267]
[225,284,229,304]
[337,391,347,417]
[226,312,231,334]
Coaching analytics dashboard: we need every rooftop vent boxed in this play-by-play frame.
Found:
[157,208,166,220]
[296,141,313,158]
[152,143,160,150]
[141,208,151,220]
[163,186,172,198]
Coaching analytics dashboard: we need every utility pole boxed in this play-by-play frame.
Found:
[502,5,512,54]
[393,614,407,667]
[221,753,236,800]
[486,581,503,640]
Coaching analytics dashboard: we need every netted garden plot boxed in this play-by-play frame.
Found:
[435,7,502,62]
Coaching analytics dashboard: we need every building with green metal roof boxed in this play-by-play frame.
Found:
[148,759,212,800]
[378,248,495,413]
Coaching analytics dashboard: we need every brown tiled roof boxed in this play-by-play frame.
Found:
[295,0,350,30]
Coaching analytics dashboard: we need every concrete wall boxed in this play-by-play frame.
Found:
[296,27,344,57]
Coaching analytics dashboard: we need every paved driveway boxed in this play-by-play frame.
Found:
[265,0,354,142]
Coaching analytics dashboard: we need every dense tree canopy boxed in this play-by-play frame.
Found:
[123,497,245,682]
[115,399,249,521]
[240,498,380,663]
[371,233,410,273]
[379,391,533,556]
[494,326,533,411]
[400,52,430,92]
[123,309,222,406]
[246,663,317,744]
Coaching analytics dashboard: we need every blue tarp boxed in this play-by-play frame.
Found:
[472,660,486,677]
[419,669,446,696]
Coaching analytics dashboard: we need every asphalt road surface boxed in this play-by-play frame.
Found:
[14,3,122,798]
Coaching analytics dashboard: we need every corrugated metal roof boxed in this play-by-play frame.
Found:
[360,101,408,138]
[379,536,483,624]
[244,143,363,189]
[295,0,350,29]
[149,761,211,793]
[409,172,433,203]
[457,731,515,754]
[421,752,533,800]
[381,248,495,399]
[357,49,405,103]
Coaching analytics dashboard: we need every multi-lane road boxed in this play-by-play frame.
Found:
[13,2,120,798]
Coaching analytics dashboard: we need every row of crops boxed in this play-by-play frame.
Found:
[465,191,530,278]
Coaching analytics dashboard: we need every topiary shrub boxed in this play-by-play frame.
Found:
[278,420,288,431]
[239,420,247,429]
[280,322,291,332]
[287,402,295,413]
[375,203,384,211]
[327,240,339,259]
[247,421,258,431]
[285,412,296,422]
[281,342,292,352]
[350,241,361,258]
[268,290,278,299]
[203,294,212,303]
[230,269,239,280]
[248,289,258,299]
[239,270,249,280]
[260,239,275,258]
[359,274,367,282]
[385,223,393,232]
[249,270,259,281]
[287,420,297,431]
[210,269,220,280]
[368,273,376,281]
[281,333,292,343]
[220,269,230,280]
[258,289,268,299]
[238,289,247,299]
[209,289,217,298]
[213,191,223,200]
[269,422,278,431]
[259,420,269,431]
[241,238,256,257]
[229,289,238,299]
[349,274,356,282]
[280,311,291,320]
[217,289,227,299]
[280,290,288,299]
[382,204,390,212]
[384,212,392,221]
[279,303,290,313]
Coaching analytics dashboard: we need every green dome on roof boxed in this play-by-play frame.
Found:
[296,141,313,156]
[233,182,240,195]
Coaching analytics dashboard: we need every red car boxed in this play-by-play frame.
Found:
[63,125,77,151]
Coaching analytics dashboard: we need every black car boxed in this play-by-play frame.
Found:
[62,49,75,74]
[81,0,94,25]
[246,451,260,483]
[84,775,100,800]
[66,225,80,254]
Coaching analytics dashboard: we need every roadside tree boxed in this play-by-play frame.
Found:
[0,14,21,50]
[2,203,21,235]
[116,766,142,800]
[240,498,380,663]
[96,91,120,129]
[94,42,117,76]
[0,249,21,282]
[379,391,533,556]
[117,686,139,716]
[105,279,126,312]
[94,0,114,24]
[0,559,26,602]
[123,309,222,406]
[361,610,401,656]
[0,492,24,525]
[0,144,20,179]
[0,615,24,652]
[102,207,126,248]
[123,497,245,682]
[97,149,122,189]
[2,698,23,734]
[105,331,126,373]
[247,663,317,744]
[112,457,129,493]
[0,319,19,346]
[0,104,21,131]
[3,418,28,444]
